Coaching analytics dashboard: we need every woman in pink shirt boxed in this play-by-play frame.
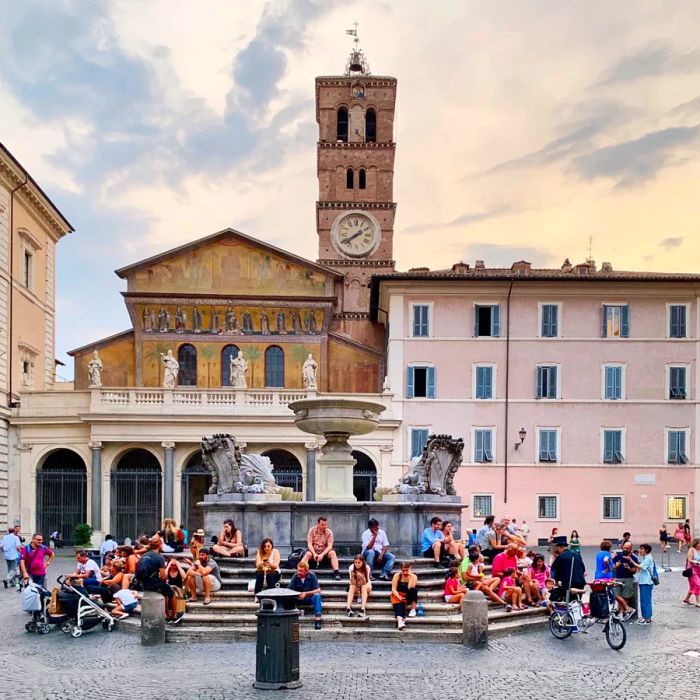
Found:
[498,568,524,610]
[529,553,550,595]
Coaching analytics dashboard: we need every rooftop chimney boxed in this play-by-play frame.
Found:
[511,260,532,274]
[474,260,486,270]
[452,262,470,274]
[601,261,613,272]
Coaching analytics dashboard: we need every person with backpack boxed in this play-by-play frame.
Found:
[19,533,54,587]
[135,536,178,623]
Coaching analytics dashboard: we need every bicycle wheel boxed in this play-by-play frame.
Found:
[549,610,574,639]
[604,617,627,650]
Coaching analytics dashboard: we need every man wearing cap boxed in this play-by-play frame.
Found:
[548,535,586,605]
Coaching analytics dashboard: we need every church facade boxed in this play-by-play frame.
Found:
[10,49,401,544]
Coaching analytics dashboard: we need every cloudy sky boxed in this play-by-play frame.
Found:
[2,0,700,377]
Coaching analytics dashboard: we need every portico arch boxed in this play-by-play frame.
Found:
[352,450,377,502]
[35,448,87,546]
[180,451,212,532]
[262,449,303,492]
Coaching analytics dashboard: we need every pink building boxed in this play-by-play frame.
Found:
[371,259,700,545]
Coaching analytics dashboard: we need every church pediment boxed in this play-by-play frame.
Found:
[116,228,340,297]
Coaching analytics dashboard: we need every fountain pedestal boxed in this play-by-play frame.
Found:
[315,433,356,501]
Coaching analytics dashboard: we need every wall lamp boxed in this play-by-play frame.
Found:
[514,427,527,450]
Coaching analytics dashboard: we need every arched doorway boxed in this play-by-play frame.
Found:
[263,449,303,492]
[352,451,377,502]
[110,449,162,542]
[36,449,87,545]
[181,452,212,532]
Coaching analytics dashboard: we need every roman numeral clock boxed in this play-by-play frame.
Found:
[332,211,381,258]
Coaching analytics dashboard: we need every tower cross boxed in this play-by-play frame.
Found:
[346,21,360,48]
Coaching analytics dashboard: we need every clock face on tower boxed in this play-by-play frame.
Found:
[331,211,381,259]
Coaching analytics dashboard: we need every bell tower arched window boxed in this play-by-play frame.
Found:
[359,169,366,190]
[346,168,354,189]
[337,107,348,142]
[177,344,197,386]
[365,108,376,143]
[265,346,285,387]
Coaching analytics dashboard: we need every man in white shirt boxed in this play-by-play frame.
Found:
[361,519,396,581]
[2,527,21,588]
[100,534,119,564]
[70,549,109,602]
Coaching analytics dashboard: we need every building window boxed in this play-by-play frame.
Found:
[23,249,33,290]
[603,429,624,464]
[264,346,284,387]
[346,168,354,189]
[177,344,197,386]
[536,365,558,399]
[601,304,629,338]
[537,495,559,520]
[473,304,500,337]
[474,429,494,463]
[602,496,623,520]
[410,428,429,459]
[666,495,687,520]
[337,107,348,142]
[475,365,494,399]
[669,304,687,338]
[411,304,430,337]
[540,304,559,337]
[603,365,623,400]
[669,366,687,399]
[473,495,493,518]
[538,429,558,463]
[365,108,376,142]
[358,168,366,189]
[21,360,32,388]
[407,366,435,399]
[667,430,689,464]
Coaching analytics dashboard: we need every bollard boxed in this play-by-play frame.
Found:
[462,589,488,648]
[140,591,166,646]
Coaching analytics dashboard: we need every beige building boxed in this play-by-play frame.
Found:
[0,143,73,532]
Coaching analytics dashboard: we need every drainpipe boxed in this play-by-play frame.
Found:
[7,173,29,406]
[504,278,515,504]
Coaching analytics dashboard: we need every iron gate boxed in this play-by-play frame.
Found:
[110,468,162,543]
[272,468,303,492]
[181,461,212,532]
[36,467,87,546]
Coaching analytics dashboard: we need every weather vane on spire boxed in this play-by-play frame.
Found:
[344,21,370,76]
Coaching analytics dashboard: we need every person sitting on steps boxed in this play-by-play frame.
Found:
[421,516,446,567]
[254,538,281,594]
[360,518,395,581]
[185,547,222,606]
[212,519,245,558]
[391,561,419,630]
[302,517,341,580]
[346,553,371,619]
[288,560,323,630]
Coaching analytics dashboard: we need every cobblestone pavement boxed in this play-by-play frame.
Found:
[0,548,697,699]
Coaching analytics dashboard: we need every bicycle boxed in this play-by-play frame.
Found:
[549,580,627,650]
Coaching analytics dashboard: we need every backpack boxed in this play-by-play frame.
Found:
[135,553,161,582]
[283,548,305,570]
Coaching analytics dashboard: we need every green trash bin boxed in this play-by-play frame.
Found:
[253,587,302,690]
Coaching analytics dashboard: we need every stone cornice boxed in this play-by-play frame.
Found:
[317,141,395,150]
[0,147,73,239]
[317,201,396,211]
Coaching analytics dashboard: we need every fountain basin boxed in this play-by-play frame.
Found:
[288,397,386,437]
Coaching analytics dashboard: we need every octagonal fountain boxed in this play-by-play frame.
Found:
[288,397,386,501]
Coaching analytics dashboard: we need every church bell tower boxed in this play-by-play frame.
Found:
[315,33,397,314]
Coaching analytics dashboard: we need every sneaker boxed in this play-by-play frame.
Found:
[379,574,389,581]
[397,618,406,630]
[346,608,355,617]
[369,575,375,582]
[2,581,7,589]
[623,609,636,621]
[505,604,512,613]
[172,612,184,625]
[357,609,367,619]
[314,618,322,631]
[408,608,417,618]
[333,571,341,581]
[637,619,649,625]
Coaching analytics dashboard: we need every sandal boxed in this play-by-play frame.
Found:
[203,598,212,605]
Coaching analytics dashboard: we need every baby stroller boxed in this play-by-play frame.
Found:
[24,576,115,638]
[22,580,58,634]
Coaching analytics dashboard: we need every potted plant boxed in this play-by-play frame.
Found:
[73,523,93,549]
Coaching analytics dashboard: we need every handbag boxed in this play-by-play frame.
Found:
[682,567,692,578]
[651,561,659,586]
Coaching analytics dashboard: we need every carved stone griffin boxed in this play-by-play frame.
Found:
[393,434,464,497]
[201,433,280,495]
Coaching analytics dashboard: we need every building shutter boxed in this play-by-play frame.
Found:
[491,305,501,337]
[620,305,630,337]
[427,366,436,398]
[484,367,493,398]
[601,306,608,338]
[406,367,414,399]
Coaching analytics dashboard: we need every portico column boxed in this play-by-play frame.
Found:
[304,441,320,501]
[89,441,103,532]
[162,442,175,518]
